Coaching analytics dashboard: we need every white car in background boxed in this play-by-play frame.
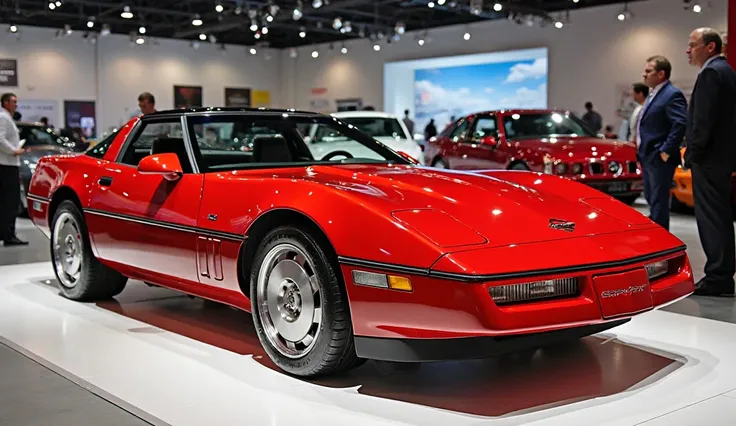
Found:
[305,111,425,164]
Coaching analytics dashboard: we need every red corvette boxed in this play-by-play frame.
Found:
[424,109,644,204]
[27,108,693,377]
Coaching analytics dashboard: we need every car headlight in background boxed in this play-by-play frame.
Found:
[555,162,567,174]
[572,163,583,175]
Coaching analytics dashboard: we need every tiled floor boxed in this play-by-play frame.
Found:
[1,199,735,426]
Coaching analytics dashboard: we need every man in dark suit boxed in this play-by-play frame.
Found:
[684,28,736,297]
[636,55,688,231]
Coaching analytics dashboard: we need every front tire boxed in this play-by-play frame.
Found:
[250,225,362,377]
[50,200,127,301]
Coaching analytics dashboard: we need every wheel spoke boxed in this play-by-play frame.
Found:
[255,242,324,359]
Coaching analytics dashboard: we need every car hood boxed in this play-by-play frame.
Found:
[512,136,637,162]
[263,164,653,248]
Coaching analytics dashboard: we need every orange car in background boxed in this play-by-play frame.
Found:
[671,147,736,212]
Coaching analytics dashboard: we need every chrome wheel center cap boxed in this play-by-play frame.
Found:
[278,280,302,322]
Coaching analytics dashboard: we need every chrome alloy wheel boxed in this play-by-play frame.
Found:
[256,243,323,359]
[52,212,83,288]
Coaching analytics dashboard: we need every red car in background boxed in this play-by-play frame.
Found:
[424,109,644,205]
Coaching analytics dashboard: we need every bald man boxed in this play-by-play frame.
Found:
[685,27,736,297]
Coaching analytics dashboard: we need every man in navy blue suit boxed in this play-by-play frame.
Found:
[684,28,736,297]
[635,55,688,231]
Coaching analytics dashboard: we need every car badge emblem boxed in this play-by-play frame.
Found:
[549,218,575,232]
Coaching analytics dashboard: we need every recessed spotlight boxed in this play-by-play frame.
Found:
[373,43,381,51]
[463,32,471,40]
[139,26,146,34]
[199,33,207,41]
[493,2,502,11]
[250,47,257,55]
[554,21,563,28]
[192,14,202,26]
[341,46,347,54]
[693,4,702,12]
[121,5,133,19]
[312,50,319,58]
[428,1,435,7]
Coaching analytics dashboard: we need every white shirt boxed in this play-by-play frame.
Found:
[636,81,668,147]
[629,103,642,144]
[0,108,20,167]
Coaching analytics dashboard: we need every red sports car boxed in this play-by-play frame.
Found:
[27,108,693,378]
[424,109,645,204]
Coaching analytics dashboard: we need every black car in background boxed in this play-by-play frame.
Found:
[16,122,80,214]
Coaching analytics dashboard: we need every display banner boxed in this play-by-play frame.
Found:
[174,85,203,108]
[17,99,58,127]
[251,90,271,107]
[0,59,18,86]
[64,100,97,138]
[225,88,251,107]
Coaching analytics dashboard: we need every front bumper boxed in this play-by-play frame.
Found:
[341,245,693,362]
[579,178,644,197]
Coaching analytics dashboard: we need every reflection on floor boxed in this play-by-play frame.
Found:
[1,262,736,425]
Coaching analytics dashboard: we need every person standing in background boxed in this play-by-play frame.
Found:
[636,55,688,231]
[581,102,602,133]
[684,28,736,297]
[402,109,414,136]
[138,92,157,115]
[628,83,649,143]
[0,92,28,246]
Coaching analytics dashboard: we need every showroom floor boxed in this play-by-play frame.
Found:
[1,200,735,426]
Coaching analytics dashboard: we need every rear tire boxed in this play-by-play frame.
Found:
[432,158,448,169]
[50,200,127,301]
[250,225,362,377]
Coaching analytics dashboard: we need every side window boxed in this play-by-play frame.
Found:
[472,116,498,140]
[85,130,119,159]
[449,118,470,142]
[118,119,184,167]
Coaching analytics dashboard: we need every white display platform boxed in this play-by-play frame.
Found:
[1,262,735,426]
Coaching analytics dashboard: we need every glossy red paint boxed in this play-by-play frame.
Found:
[424,109,643,202]
[27,112,693,352]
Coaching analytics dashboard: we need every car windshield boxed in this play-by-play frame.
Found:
[18,125,64,147]
[312,117,406,143]
[185,113,411,172]
[502,112,596,140]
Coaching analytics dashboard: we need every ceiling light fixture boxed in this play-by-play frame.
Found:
[87,17,94,28]
[554,20,564,28]
[463,31,471,40]
[428,1,435,7]
[692,3,702,12]
[121,5,133,19]
[312,0,322,7]
[199,33,207,41]
[312,50,319,58]
[373,44,381,51]
[494,2,503,11]
[139,26,146,34]
[192,14,202,26]
[250,47,257,55]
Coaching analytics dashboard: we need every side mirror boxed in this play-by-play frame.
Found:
[138,153,183,181]
[413,133,424,142]
[480,135,498,147]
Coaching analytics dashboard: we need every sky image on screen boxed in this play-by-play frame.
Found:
[414,54,547,135]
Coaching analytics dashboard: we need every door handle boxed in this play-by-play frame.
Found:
[98,176,113,187]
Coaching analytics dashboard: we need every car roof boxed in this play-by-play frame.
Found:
[470,108,570,116]
[330,111,399,119]
[146,106,322,117]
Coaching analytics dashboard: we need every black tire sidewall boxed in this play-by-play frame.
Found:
[249,226,345,377]
[50,201,94,300]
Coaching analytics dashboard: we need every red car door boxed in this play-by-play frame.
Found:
[85,118,204,285]
[453,114,507,170]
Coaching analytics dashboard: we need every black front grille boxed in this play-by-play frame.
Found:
[627,161,638,173]
[589,163,604,174]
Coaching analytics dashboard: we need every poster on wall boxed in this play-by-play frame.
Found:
[17,99,57,127]
[174,85,203,108]
[0,59,17,87]
[251,90,271,107]
[225,88,251,107]
[336,98,363,112]
[412,50,548,133]
[64,100,96,138]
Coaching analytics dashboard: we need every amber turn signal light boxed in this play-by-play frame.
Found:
[352,270,413,292]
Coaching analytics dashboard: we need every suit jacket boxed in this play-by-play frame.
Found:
[685,56,736,170]
[638,80,688,167]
